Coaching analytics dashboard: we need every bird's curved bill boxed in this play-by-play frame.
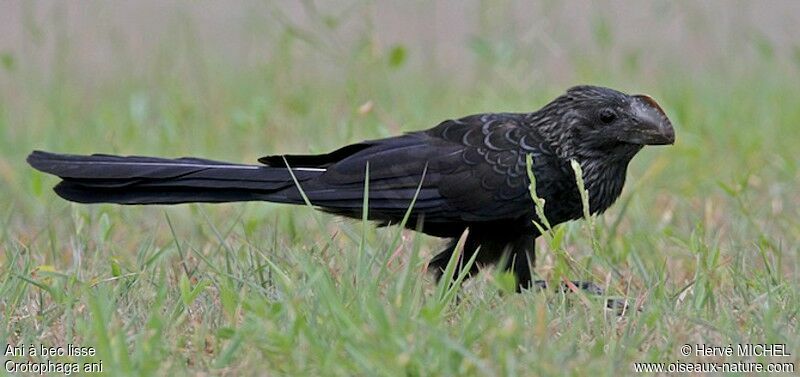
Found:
[619,94,676,146]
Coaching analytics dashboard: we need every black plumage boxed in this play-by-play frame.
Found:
[27,85,675,290]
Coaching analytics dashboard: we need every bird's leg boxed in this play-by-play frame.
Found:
[430,232,539,290]
[498,234,537,292]
[427,238,482,284]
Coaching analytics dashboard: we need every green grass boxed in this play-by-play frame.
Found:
[2,2,799,376]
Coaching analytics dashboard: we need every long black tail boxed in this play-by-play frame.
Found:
[27,151,323,205]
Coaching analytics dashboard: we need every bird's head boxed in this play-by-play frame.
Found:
[540,85,675,159]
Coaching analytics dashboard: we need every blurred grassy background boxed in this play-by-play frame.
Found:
[1,1,799,376]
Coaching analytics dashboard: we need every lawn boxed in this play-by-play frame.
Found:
[1,2,798,376]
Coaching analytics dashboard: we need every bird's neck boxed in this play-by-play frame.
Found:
[573,147,639,215]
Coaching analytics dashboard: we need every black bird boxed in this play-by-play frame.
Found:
[27,85,674,291]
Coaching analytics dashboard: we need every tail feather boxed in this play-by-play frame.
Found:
[27,151,322,204]
[52,181,273,204]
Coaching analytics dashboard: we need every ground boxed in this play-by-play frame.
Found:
[1,2,798,376]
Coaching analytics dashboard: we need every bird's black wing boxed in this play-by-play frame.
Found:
[426,113,560,222]
[259,113,558,229]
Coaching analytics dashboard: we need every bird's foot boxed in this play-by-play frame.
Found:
[531,280,632,314]
[532,279,604,295]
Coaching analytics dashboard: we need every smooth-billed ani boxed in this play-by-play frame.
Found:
[27,85,675,291]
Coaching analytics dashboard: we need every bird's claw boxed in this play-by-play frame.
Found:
[531,280,636,315]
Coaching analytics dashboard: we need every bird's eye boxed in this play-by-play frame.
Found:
[599,108,617,123]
